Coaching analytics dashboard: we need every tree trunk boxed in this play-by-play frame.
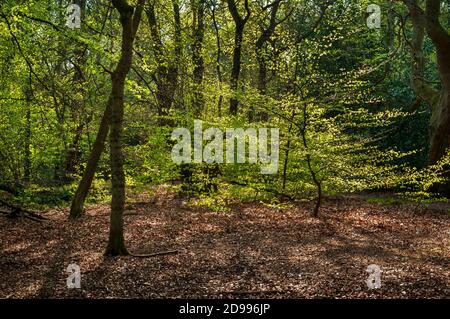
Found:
[406,0,450,165]
[212,4,223,116]
[230,24,244,116]
[23,84,32,183]
[191,0,206,115]
[64,122,84,179]
[300,104,322,218]
[424,0,450,164]
[227,0,250,116]
[70,0,145,220]
[63,0,88,182]
[405,0,450,195]
[146,0,181,126]
[253,0,282,121]
[69,100,111,219]
[105,0,145,256]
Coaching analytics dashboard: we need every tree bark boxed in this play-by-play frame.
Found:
[69,99,111,218]
[227,0,250,115]
[105,0,146,256]
[300,104,322,218]
[212,4,224,115]
[24,83,32,183]
[384,0,395,75]
[253,0,283,121]
[191,0,206,115]
[63,0,88,181]
[405,0,450,165]
[424,0,450,165]
[146,0,181,125]
[69,1,145,220]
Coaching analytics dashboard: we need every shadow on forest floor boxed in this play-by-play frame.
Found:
[1,191,449,298]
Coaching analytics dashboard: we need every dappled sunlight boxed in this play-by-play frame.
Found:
[1,194,449,298]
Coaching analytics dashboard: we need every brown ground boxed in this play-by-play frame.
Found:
[1,192,449,299]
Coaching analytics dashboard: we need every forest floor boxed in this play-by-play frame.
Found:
[1,189,449,299]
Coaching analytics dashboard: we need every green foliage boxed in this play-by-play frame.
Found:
[13,185,74,208]
[0,0,449,210]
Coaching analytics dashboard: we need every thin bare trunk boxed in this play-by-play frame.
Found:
[300,104,321,218]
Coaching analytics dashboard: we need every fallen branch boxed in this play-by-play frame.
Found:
[130,250,178,258]
[0,199,47,221]
[219,290,284,295]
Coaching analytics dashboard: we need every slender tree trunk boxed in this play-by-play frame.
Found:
[253,0,282,121]
[64,123,84,179]
[108,77,128,256]
[70,1,145,220]
[248,51,267,122]
[191,0,205,115]
[384,0,395,75]
[257,56,267,95]
[23,85,32,183]
[300,104,322,218]
[63,0,88,181]
[146,0,181,125]
[212,5,223,116]
[227,0,250,116]
[230,24,244,115]
[69,100,111,219]
[105,0,145,256]
[282,111,296,192]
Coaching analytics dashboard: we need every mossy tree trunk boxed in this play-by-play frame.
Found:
[104,0,146,256]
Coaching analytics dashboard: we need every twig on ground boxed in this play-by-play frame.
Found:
[130,250,179,258]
